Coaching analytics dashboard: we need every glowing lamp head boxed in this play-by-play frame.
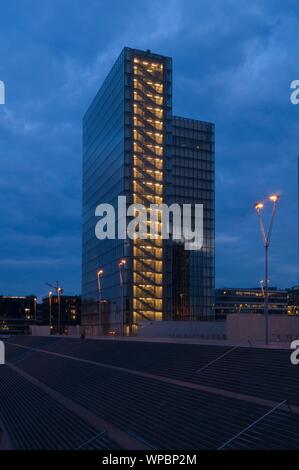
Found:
[269,194,279,203]
[98,269,103,276]
[254,202,264,211]
[49,291,53,296]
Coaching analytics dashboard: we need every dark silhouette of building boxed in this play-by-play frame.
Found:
[0,295,36,334]
[287,286,299,315]
[215,287,288,320]
[41,295,81,334]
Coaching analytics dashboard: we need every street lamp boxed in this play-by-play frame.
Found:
[46,282,63,334]
[254,194,279,345]
[34,297,37,327]
[48,291,53,333]
[118,259,126,337]
[57,287,62,334]
[97,269,104,335]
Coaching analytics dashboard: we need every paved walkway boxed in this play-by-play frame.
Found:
[44,334,291,349]
[0,413,13,450]
[7,361,148,450]
[8,342,298,416]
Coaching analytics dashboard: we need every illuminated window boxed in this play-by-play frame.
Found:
[132,56,164,323]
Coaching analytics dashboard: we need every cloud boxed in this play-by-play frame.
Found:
[216,234,241,245]
[0,107,42,135]
[0,0,298,296]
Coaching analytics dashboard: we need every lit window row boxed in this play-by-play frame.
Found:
[132,56,164,323]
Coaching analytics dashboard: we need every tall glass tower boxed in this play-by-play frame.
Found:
[82,48,214,336]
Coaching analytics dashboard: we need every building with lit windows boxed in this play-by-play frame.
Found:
[82,47,215,336]
[215,287,288,320]
[41,295,81,334]
[0,295,36,334]
[287,286,299,315]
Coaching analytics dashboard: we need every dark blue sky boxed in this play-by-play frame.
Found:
[0,0,298,298]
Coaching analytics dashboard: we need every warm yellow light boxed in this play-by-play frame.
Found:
[269,194,279,202]
[132,58,164,321]
[254,202,264,210]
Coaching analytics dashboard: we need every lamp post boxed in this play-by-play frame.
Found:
[254,195,279,345]
[49,291,53,333]
[46,282,63,335]
[118,259,126,337]
[57,287,62,335]
[97,269,103,335]
[260,280,265,298]
[34,297,37,327]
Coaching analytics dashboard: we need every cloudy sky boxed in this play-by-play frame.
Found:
[0,0,298,297]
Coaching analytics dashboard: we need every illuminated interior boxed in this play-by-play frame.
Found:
[132,57,164,323]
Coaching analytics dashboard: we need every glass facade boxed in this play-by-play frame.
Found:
[82,49,126,335]
[165,117,215,320]
[82,48,215,335]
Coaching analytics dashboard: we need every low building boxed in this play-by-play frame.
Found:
[215,287,288,320]
[0,295,37,334]
[287,286,299,315]
[41,295,81,334]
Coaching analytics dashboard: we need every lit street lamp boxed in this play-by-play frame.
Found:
[254,194,279,345]
[97,269,104,335]
[118,259,126,337]
[34,297,37,326]
[49,291,53,332]
[260,280,265,297]
[46,282,63,335]
[57,287,62,334]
